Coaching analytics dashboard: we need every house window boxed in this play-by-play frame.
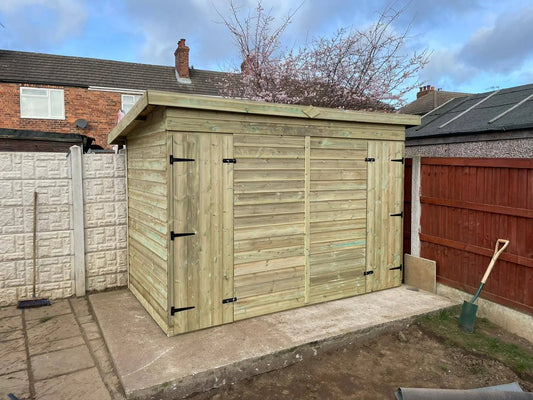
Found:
[121,94,141,114]
[20,87,65,119]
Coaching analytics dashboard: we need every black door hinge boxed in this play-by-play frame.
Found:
[390,212,403,218]
[390,264,402,271]
[222,297,237,304]
[170,231,195,240]
[171,306,195,315]
[365,157,375,162]
[391,158,404,164]
[170,155,195,164]
[223,158,237,164]
[363,270,374,276]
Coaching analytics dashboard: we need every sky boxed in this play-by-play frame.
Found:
[1,0,533,103]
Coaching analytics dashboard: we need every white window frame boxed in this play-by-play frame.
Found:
[20,87,65,119]
[121,94,142,114]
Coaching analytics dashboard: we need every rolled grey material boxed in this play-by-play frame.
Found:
[395,388,533,399]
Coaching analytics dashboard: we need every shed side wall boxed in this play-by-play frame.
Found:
[126,110,169,332]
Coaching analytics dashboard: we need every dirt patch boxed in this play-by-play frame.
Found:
[186,312,532,400]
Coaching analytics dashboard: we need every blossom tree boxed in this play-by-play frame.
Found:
[217,1,429,111]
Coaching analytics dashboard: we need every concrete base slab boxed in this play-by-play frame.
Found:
[90,286,459,399]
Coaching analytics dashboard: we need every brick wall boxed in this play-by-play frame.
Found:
[0,151,127,305]
[0,82,125,148]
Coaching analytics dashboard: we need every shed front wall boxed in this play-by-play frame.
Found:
[166,108,405,335]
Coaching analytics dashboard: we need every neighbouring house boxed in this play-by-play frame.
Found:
[0,39,227,149]
[399,85,470,116]
[403,83,533,339]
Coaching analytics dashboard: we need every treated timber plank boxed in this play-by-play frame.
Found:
[127,158,167,171]
[166,116,406,141]
[234,235,304,253]
[305,136,311,303]
[235,255,306,277]
[128,178,167,196]
[234,180,305,193]
[365,141,376,292]
[222,135,235,324]
[234,245,304,265]
[234,202,304,217]
[172,133,188,333]
[234,224,305,241]
[310,137,367,150]
[310,218,366,233]
[162,100,417,128]
[234,191,305,205]
[186,133,200,331]
[128,188,168,210]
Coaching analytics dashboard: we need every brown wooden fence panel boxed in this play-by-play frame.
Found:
[419,158,533,315]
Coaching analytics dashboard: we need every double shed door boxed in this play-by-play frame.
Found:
[172,132,403,333]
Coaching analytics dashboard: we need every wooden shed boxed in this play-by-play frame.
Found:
[109,91,420,336]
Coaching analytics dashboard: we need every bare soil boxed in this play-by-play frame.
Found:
[186,315,533,400]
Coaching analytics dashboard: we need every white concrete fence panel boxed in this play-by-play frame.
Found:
[0,147,127,305]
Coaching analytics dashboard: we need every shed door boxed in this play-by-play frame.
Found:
[365,141,404,291]
[172,133,234,334]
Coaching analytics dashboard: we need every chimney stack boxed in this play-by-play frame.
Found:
[174,38,190,81]
[417,84,435,99]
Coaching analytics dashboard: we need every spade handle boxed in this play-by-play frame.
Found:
[480,239,509,284]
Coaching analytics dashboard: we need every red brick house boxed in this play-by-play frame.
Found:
[0,39,226,148]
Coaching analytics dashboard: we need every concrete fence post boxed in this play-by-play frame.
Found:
[410,156,422,257]
[69,145,86,297]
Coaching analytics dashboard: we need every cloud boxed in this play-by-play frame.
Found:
[420,48,478,87]
[0,0,88,50]
[459,7,533,73]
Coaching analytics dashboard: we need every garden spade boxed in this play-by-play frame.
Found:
[459,239,509,333]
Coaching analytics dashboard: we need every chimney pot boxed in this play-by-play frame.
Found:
[174,38,190,80]
[417,84,435,99]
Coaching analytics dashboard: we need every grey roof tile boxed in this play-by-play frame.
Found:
[407,83,533,138]
[0,49,229,96]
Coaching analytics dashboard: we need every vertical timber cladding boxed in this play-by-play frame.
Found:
[233,134,306,320]
[366,141,404,291]
[171,132,234,334]
[308,138,368,303]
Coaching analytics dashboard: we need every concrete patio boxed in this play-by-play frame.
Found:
[90,286,459,399]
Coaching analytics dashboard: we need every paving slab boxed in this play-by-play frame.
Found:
[31,344,94,381]
[26,314,81,345]
[0,338,27,375]
[0,370,30,400]
[0,328,23,342]
[0,315,22,333]
[90,286,459,399]
[29,335,85,356]
[24,301,71,321]
[0,306,22,319]
[34,367,112,400]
